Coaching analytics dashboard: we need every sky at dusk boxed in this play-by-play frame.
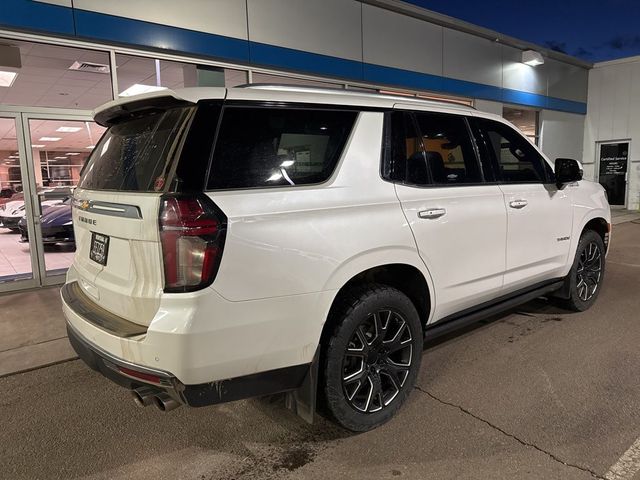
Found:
[405,0,640,62]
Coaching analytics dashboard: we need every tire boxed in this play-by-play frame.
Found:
[562,230,606,312]
[321,284,423,432]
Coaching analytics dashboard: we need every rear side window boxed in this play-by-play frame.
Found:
[207,107,357,190]
[79,107,194,192]
[474,118,549,184]
[413,112,482,185]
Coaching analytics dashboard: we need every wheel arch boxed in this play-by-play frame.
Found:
[582,216,610,252]
[320,263,432,349]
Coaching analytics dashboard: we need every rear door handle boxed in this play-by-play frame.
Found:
[509,199,528,209]
[418,208,446,219]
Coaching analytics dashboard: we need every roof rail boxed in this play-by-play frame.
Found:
[237,83,476,110]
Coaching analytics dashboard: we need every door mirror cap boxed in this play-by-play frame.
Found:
[555,158,583,188]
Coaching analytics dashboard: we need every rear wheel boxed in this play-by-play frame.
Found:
[562,230,605,312]
[322,284,423,432]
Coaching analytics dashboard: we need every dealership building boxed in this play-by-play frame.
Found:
[0,0,636,293]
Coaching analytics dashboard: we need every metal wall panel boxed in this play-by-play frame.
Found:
[502,45,546,95]
[545,58,588,103]
[539,110,585,162]
[73,0,248,40]
[582,60,640,209]
[247,0,362,61]
[362,4,442,76]
[443,28,502,87]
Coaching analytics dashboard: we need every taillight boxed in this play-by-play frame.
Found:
[159,194,227,293]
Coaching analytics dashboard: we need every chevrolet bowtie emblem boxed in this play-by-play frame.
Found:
[80,200,90,210]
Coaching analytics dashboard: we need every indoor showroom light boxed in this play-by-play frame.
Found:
[119,84,167,97]
[39,137,61,142]
[0,70,18,87]
[56,126,82,133]
[31,144,45,148]
[522,50,544,66]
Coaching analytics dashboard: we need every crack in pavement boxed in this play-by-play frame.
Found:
[414,385,606,480]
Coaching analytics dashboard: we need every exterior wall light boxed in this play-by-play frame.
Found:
[522,50,544,66]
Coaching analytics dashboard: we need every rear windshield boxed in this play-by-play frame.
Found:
[207,107,358,190]
[79,107,194,192]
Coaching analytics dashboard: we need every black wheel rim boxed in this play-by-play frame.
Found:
[341,309,413,413]
[576,241,602,302]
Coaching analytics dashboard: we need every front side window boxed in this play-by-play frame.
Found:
[207,107,357,190]
[474,118,549,184]
[414,113,482,185]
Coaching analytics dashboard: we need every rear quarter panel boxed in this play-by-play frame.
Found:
[207,112,429,302]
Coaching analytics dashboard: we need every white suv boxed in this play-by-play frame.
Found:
[62,85,610,432]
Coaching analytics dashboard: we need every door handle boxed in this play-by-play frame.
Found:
[509,199,528,209]
[418,208,446,219]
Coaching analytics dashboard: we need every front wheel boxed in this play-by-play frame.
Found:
[322,284,423,432]
[562,230,606,312]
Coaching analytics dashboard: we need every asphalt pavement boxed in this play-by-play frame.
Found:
[2,221,640,480]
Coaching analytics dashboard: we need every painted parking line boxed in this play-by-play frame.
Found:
[605,437,640,480]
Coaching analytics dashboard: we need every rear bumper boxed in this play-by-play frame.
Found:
[67,319,309,407]
[62,280,314,406]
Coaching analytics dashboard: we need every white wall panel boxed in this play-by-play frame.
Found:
[539,110,585,163]
[73,0,248,40]
[34,0,72,6]
[545,58,588,103]
[362,4,442,75]
[502,45,546,95]
[583,58,640,209]
[443,28,502,87]
[247,0,362,61]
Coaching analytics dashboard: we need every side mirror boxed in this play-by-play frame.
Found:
[555,158,582,188]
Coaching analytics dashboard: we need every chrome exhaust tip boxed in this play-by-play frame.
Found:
[153,392,181,412]
[131,386,157,407]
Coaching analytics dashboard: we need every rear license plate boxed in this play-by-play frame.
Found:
[90,232,110,266]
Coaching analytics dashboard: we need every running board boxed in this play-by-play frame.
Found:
[424,279,565,342]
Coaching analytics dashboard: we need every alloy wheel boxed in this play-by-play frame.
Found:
[576,241,602,301]
[341,309,413,413]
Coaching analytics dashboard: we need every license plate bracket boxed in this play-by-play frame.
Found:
[90,232,110,266]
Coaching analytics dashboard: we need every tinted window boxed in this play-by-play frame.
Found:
[389,111,427,185]
[414,113,482,184]
[475,118,548,184]
[79,107,194,192]
[207,107,357,190]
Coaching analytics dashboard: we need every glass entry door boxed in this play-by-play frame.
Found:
[23,115,105,283]
[0,111,105,292]
[0,113,34,289]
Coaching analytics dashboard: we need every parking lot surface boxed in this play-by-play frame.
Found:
[2,221,640,480]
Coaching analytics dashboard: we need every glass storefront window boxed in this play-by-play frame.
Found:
[115,54,247,94]
[503,107,539,145]
[251,72,343,89]
[0,40,112,109]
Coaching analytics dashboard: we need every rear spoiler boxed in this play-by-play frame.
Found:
[93,90,196,127]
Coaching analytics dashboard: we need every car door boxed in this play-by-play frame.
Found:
[469,116,573,293]
[391,110,507,321]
